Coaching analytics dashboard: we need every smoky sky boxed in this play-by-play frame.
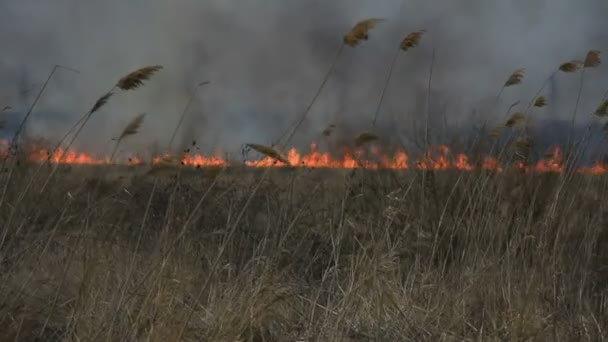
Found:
[0,0,607,155]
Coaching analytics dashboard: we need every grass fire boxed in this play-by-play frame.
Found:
[1,2,608,341]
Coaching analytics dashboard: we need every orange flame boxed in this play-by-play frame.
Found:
[1,139,607,174]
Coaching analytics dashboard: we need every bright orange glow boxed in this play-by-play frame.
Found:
[0,140,607,174]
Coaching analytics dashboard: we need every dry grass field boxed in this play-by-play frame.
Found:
[1,15,608,342]
[0,162,606,341]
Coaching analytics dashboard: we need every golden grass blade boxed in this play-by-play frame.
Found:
[584,50,601,68]
[118,113,146,141]
[559,60,582,73]
[504,68,525,87]
[91,92,113,114]
[354,132,379,147]
[534,96,548,108]
[400,30,426,51]
[116,65,163,91]
[594,100,608,117]
[505,112,527,127]
[246,143,290,165]
[343,18,386,47]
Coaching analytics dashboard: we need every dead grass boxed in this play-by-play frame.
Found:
[0,162,606,341]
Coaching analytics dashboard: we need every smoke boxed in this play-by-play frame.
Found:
[0,0,607,155]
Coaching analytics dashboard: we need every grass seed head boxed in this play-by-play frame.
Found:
[91,92,113,114]
[559,60,582,73]
[118,113,146,140]
[246,143,290,165]
[400,30,425,51]
[354,132,379,147]
[584,50,601,68]
[594,100,608,118]
[511,135,534,161]
[504,68,525,87]
[505,112,527,127]
[489,126,504,140]
[534,96,548,108]
[116,65,163,91]
[343,18,385,47]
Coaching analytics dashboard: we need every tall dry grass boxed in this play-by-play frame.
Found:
[0,13,607,342]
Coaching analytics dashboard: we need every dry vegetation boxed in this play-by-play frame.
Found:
[0,15,608,342]
[0,165,607,341]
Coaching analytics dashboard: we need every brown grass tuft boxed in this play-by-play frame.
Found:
[534,96,548,108]
[584,50,602,68]
[354,132,379,147]
[343,18,385,47]
[505,112,527,127]
[594,100,608,118]
[559,60,582,73]
[400,30,425,51]
[246,143,290,165]
[116,65,163,91]
[504,68,525,87]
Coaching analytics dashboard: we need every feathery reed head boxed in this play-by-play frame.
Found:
[559,60,582,73]
[505,112,527,127]
[400,30,425,51]
[116,65,163,91]
[354,132,379,147]
[584,50,601,68]
[594,100,608,117]
[246,143,290,165]
[489,126,504,140]
[511,135,534,161]
[534,96,548,108]
[118,113,146,141]
[343,18,385,47]
[504,68,525,87]
[91,92,113,114]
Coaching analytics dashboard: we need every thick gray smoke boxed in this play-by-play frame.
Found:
[1,0,607,155]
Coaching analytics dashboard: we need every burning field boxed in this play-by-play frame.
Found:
[1,11,608,342]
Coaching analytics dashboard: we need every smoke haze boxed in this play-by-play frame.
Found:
[1,0,607,154]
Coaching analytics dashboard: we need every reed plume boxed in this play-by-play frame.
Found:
[354,132,379,147]
[91,92,114,114]
[372,29,426,126]
[594,100,608,118]
[559,60,582,73]
[343,18,385,47]
[116,65,163,91]
[584,50,601,68]
[511,135,534,162]
[504,68,525,87]
[110,113,146,163]
[505,112,527,127]
[278,19,389,147]
[534,96,547,108]
[246,143,290,165]
[400,30,425,51]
